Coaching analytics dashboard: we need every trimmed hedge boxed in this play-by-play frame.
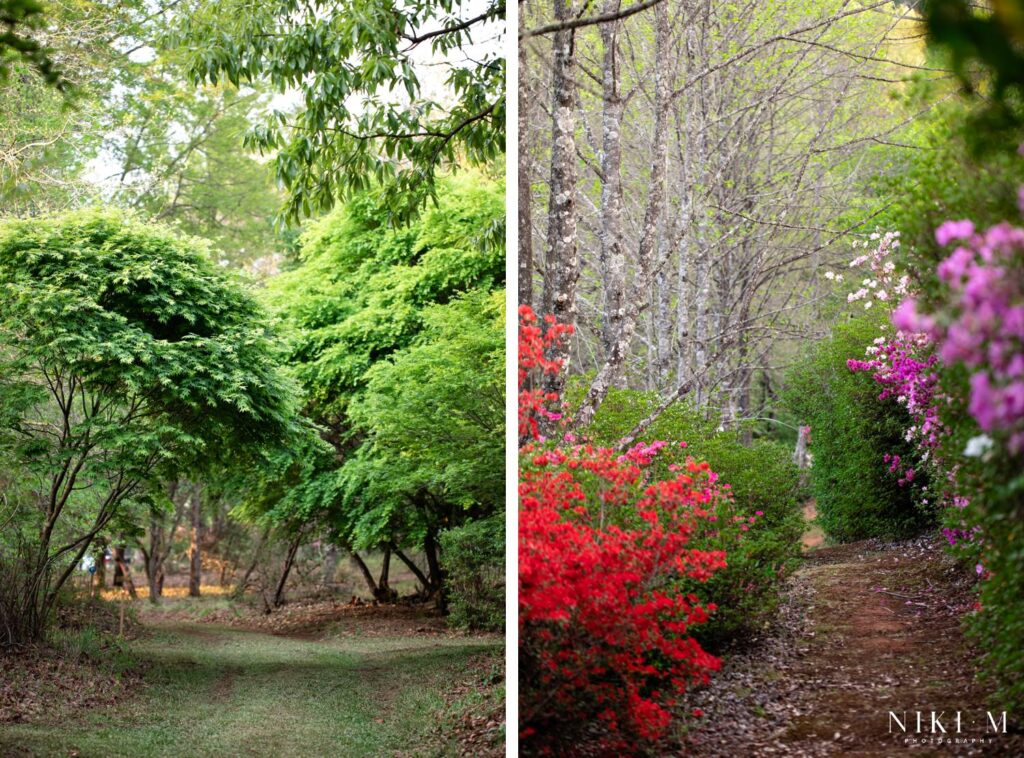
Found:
[783,315,935,542]
[575,386,806,643]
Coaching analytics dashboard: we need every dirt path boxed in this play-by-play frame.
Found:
[686,535,1024,757]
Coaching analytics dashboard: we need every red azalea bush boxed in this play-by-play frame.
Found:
[518,306,734,751]
[518,304,573,443]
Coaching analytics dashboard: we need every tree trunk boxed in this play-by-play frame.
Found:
[540,0,579,408]
[348,549,379,597]
[393,546,431,593]
[573,0,672,429]
[598,3,626,361]
[113,545,126,587]
[188,485,202,598]
[115,554,137,600]
[145,517,163,605]
[518,38,534,310]
[273,533,302,607]
[654,234,674,386]
[377,546,392,600]
[424,528,446,613]
[93,542,106,592]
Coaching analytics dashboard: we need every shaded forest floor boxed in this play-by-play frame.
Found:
[683,528,1024,757]
[0,599,503,757]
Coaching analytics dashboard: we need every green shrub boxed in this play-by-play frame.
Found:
[686,439,806,643]
[783,315,935,542]
[937,371,1024,713]
[576,386,805,643]
[967,476,1024,713]
[440,515,504,632]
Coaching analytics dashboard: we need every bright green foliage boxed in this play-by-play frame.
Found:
[264,173,503,606]
[265,172,504,421]
[868,98,1024,269]
[957,441,1024,712]
[0,209,298,642]
[439,515,504,632]
[574,386,806,642]
[175,0,505,224]
[783,315,934,542]
[341,291,504,549]
[228,425,341,533]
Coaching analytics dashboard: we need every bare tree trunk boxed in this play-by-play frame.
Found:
[92,542,106,594]
[378,547,391,590]
[146,552,160,604]
[541,0,579,406]
[113,545,126,587]
[598,2,626,361]
[518,39,534,310]
[273,532,302,607]
[424,528,446,613]
[690,20,712,412]
[377,547,394,601]
[654,234,674,386]
[794,425,811,470]
[574,0,671,428]
[393,546,431,593]
[115,552,137,600]
[188,485,202,598]
[348,549,380,598]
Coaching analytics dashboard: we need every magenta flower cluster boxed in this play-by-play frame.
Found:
[848,334,944,455]
[843,233,949,493]
[897,220,1024,453]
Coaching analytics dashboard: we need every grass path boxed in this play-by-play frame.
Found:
[0,616,499,757]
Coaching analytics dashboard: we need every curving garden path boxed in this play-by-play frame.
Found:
[684,521,1024,757]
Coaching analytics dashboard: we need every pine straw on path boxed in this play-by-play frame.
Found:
[683,535,1024,757]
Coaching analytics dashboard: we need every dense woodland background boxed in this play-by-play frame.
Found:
[0,0,505,667]
[520,0,940,434]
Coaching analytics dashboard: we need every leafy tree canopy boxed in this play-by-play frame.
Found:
[341,289,504,548]
[0,208,299,478]
[260,171,504,555]
[0,209,300,640]
[174,0,505,224]
[264,170,504,424]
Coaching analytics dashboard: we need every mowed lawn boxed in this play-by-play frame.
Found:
[0,619,499,757]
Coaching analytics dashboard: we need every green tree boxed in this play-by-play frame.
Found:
[341,291,504,598]
[265,171,504,422]
[262,172,504,603]
[176,0,505,223]
[0,209,298,643]
[110,84,285,267]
